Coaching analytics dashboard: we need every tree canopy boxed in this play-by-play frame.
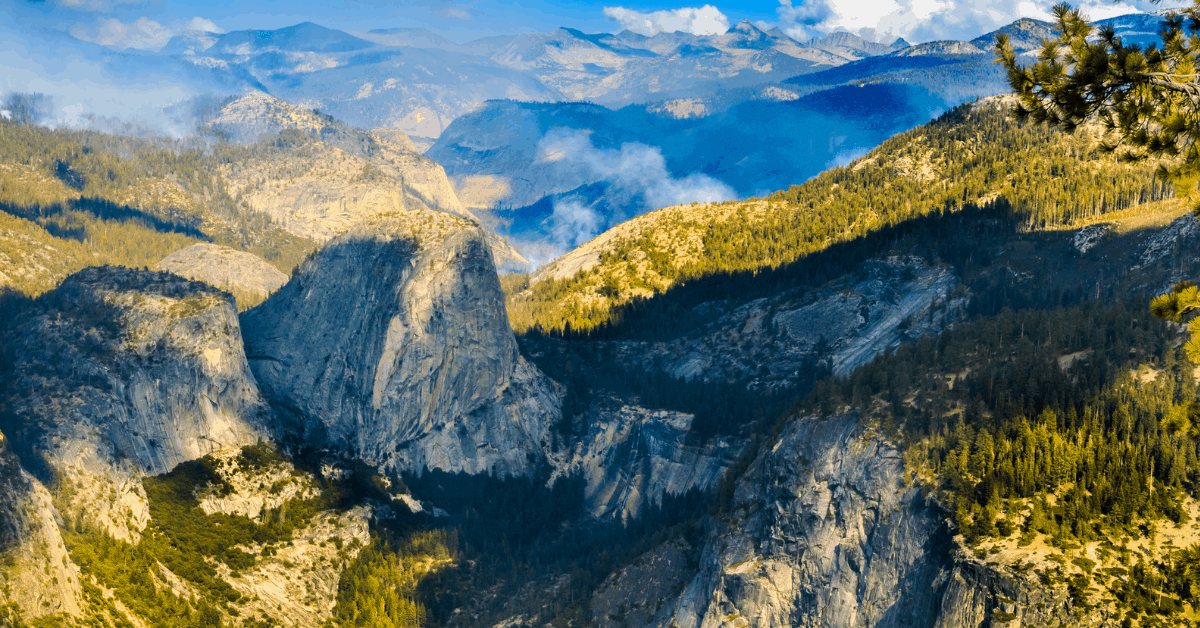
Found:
[998,1,1200,207]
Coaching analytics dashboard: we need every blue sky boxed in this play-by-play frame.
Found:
[12,0,1185,48]
[17,0,784,41]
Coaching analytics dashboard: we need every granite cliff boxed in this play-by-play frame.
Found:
[208,92,529,271]
[0,266,274,540]
[242,210,561,476]
[594,413,1112,628]
[157,242,289,308]
[0,429,82,622]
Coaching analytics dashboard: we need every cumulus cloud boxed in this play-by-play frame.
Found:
[180,17,224,34]
[68,15,223,50]
[777,0,1177,43]
[603,4,730,36]
[69,17,171,50]
[538,128,736,252]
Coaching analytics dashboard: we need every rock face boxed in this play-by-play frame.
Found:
[157,243,289,301]
[592,539,696,628]
[0,429,83,620]
[656,414,953,628]
[596,413,1107,628]
[559,402,743,519]
[0,266,274,539]
[598,256,963,397]
[211,92,529,271]
[242,211,560,476]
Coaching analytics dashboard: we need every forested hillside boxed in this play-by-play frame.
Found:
[793,299,1200,622]
[0,117,318,298]
[506,97,1171,334]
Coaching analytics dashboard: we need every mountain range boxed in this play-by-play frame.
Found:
[4,8,1200,628]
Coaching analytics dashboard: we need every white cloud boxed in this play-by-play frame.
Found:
[69,15,223,50]
[537,128,736,252]
[603,4,730,36]
[180,17,224,34]
[70,16,171,50]
[776,0,1181,43]
[435,6,472,19]
[52,0,145,11]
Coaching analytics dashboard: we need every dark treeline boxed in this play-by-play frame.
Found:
[401,469,708,628]
[518,334,810,441]
[0,196,208,241]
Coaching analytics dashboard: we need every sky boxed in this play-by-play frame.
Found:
[8,0,1187,49]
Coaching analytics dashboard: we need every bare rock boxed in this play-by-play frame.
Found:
[1141,212,1200,266]
[0,429,83,621]
[640,414,953,628]
[1,266,274,540]
[208,92,530,271]
[1073,223,1110,254]
[158,243,288,301]
[592,539,695,628]
[557,402,743,519]
[242,210,560,476]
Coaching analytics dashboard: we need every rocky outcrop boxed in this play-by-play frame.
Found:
[655,414,953,628]
[212,92,528,270]
[157,243,289,302]
[242,211,560,476]
[596,412,1111,628]
[0,429,83,621]
[1,266,273,539]
[1140,212,1199,267]
[189,447,376,628]
[557,402,743,520]
[603,256,964,396]
[1073,223,1111,255]
[592,539,696,628]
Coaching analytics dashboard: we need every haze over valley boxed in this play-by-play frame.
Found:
[5,1,1200,627]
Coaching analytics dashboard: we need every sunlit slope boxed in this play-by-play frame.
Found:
[506,96,1171,333]
[0,120,318,296]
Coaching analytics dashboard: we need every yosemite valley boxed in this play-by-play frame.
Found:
[3,4,1200,628]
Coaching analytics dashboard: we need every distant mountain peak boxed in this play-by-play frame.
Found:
[806,31,907,59]
[208,21,374,54]
[731,19,765,33]
[971,17,1055,52]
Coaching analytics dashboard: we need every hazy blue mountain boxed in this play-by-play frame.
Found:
[805,31,910,60]
[127,19,851,140]
[206,22,376,54]
[428,12,1051,260]
[429,83,946,259]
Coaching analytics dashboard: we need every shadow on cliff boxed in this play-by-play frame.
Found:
[0,285,126,485]
[521,200,1193,444]
[870,494,957,628]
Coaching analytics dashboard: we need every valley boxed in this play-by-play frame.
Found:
[3,5,1200,628]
